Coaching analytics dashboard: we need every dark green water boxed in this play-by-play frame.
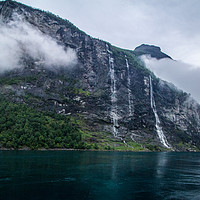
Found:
[0,151,200,200]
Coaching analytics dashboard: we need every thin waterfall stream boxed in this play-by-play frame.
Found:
[149,76,171,149]
[106,44,119,137]
[106,45,127,145]
[125,57,133,116]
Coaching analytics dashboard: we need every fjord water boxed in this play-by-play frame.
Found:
[0,151,200,200]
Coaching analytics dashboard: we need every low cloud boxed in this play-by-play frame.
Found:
[0,14,77,73]
[142,55,200,103]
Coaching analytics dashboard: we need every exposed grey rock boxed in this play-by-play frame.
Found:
[134,44,172,60]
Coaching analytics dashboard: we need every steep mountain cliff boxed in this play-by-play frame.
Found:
[0,0,200,151]
[133,44,172,60]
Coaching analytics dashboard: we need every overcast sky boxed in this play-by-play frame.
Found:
[7,0,200,102]
[16,0,200,67]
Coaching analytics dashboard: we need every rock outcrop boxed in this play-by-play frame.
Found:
[134,44,172,60]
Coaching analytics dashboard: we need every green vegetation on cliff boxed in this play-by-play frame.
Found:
[0,97,146,151]
[0,97,84,149]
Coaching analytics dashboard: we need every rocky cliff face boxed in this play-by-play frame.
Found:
[0,0,200,151]
[134,44,172,60]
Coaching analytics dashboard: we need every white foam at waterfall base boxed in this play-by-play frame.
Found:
[149,76,171,149]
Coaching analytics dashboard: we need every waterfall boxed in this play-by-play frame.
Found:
[106,45,129,145]
[106,44,119,137]
[125,57,132,116]
[149,76,171,149]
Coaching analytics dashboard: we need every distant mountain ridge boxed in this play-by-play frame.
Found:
[134,44,172,60]
[0,0,200,151]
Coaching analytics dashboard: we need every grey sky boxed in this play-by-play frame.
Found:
[17,0,200,67]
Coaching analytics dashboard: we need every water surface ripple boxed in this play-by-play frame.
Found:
[0,151,200,200]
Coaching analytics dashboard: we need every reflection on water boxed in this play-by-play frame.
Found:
[156,152,168,178]
[0,151,200,200]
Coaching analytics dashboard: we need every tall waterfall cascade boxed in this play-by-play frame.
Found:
[106,45,119,137]
[149,76,171,149]
[125,57,133,116]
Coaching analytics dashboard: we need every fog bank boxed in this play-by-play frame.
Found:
[0,14,77,73]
